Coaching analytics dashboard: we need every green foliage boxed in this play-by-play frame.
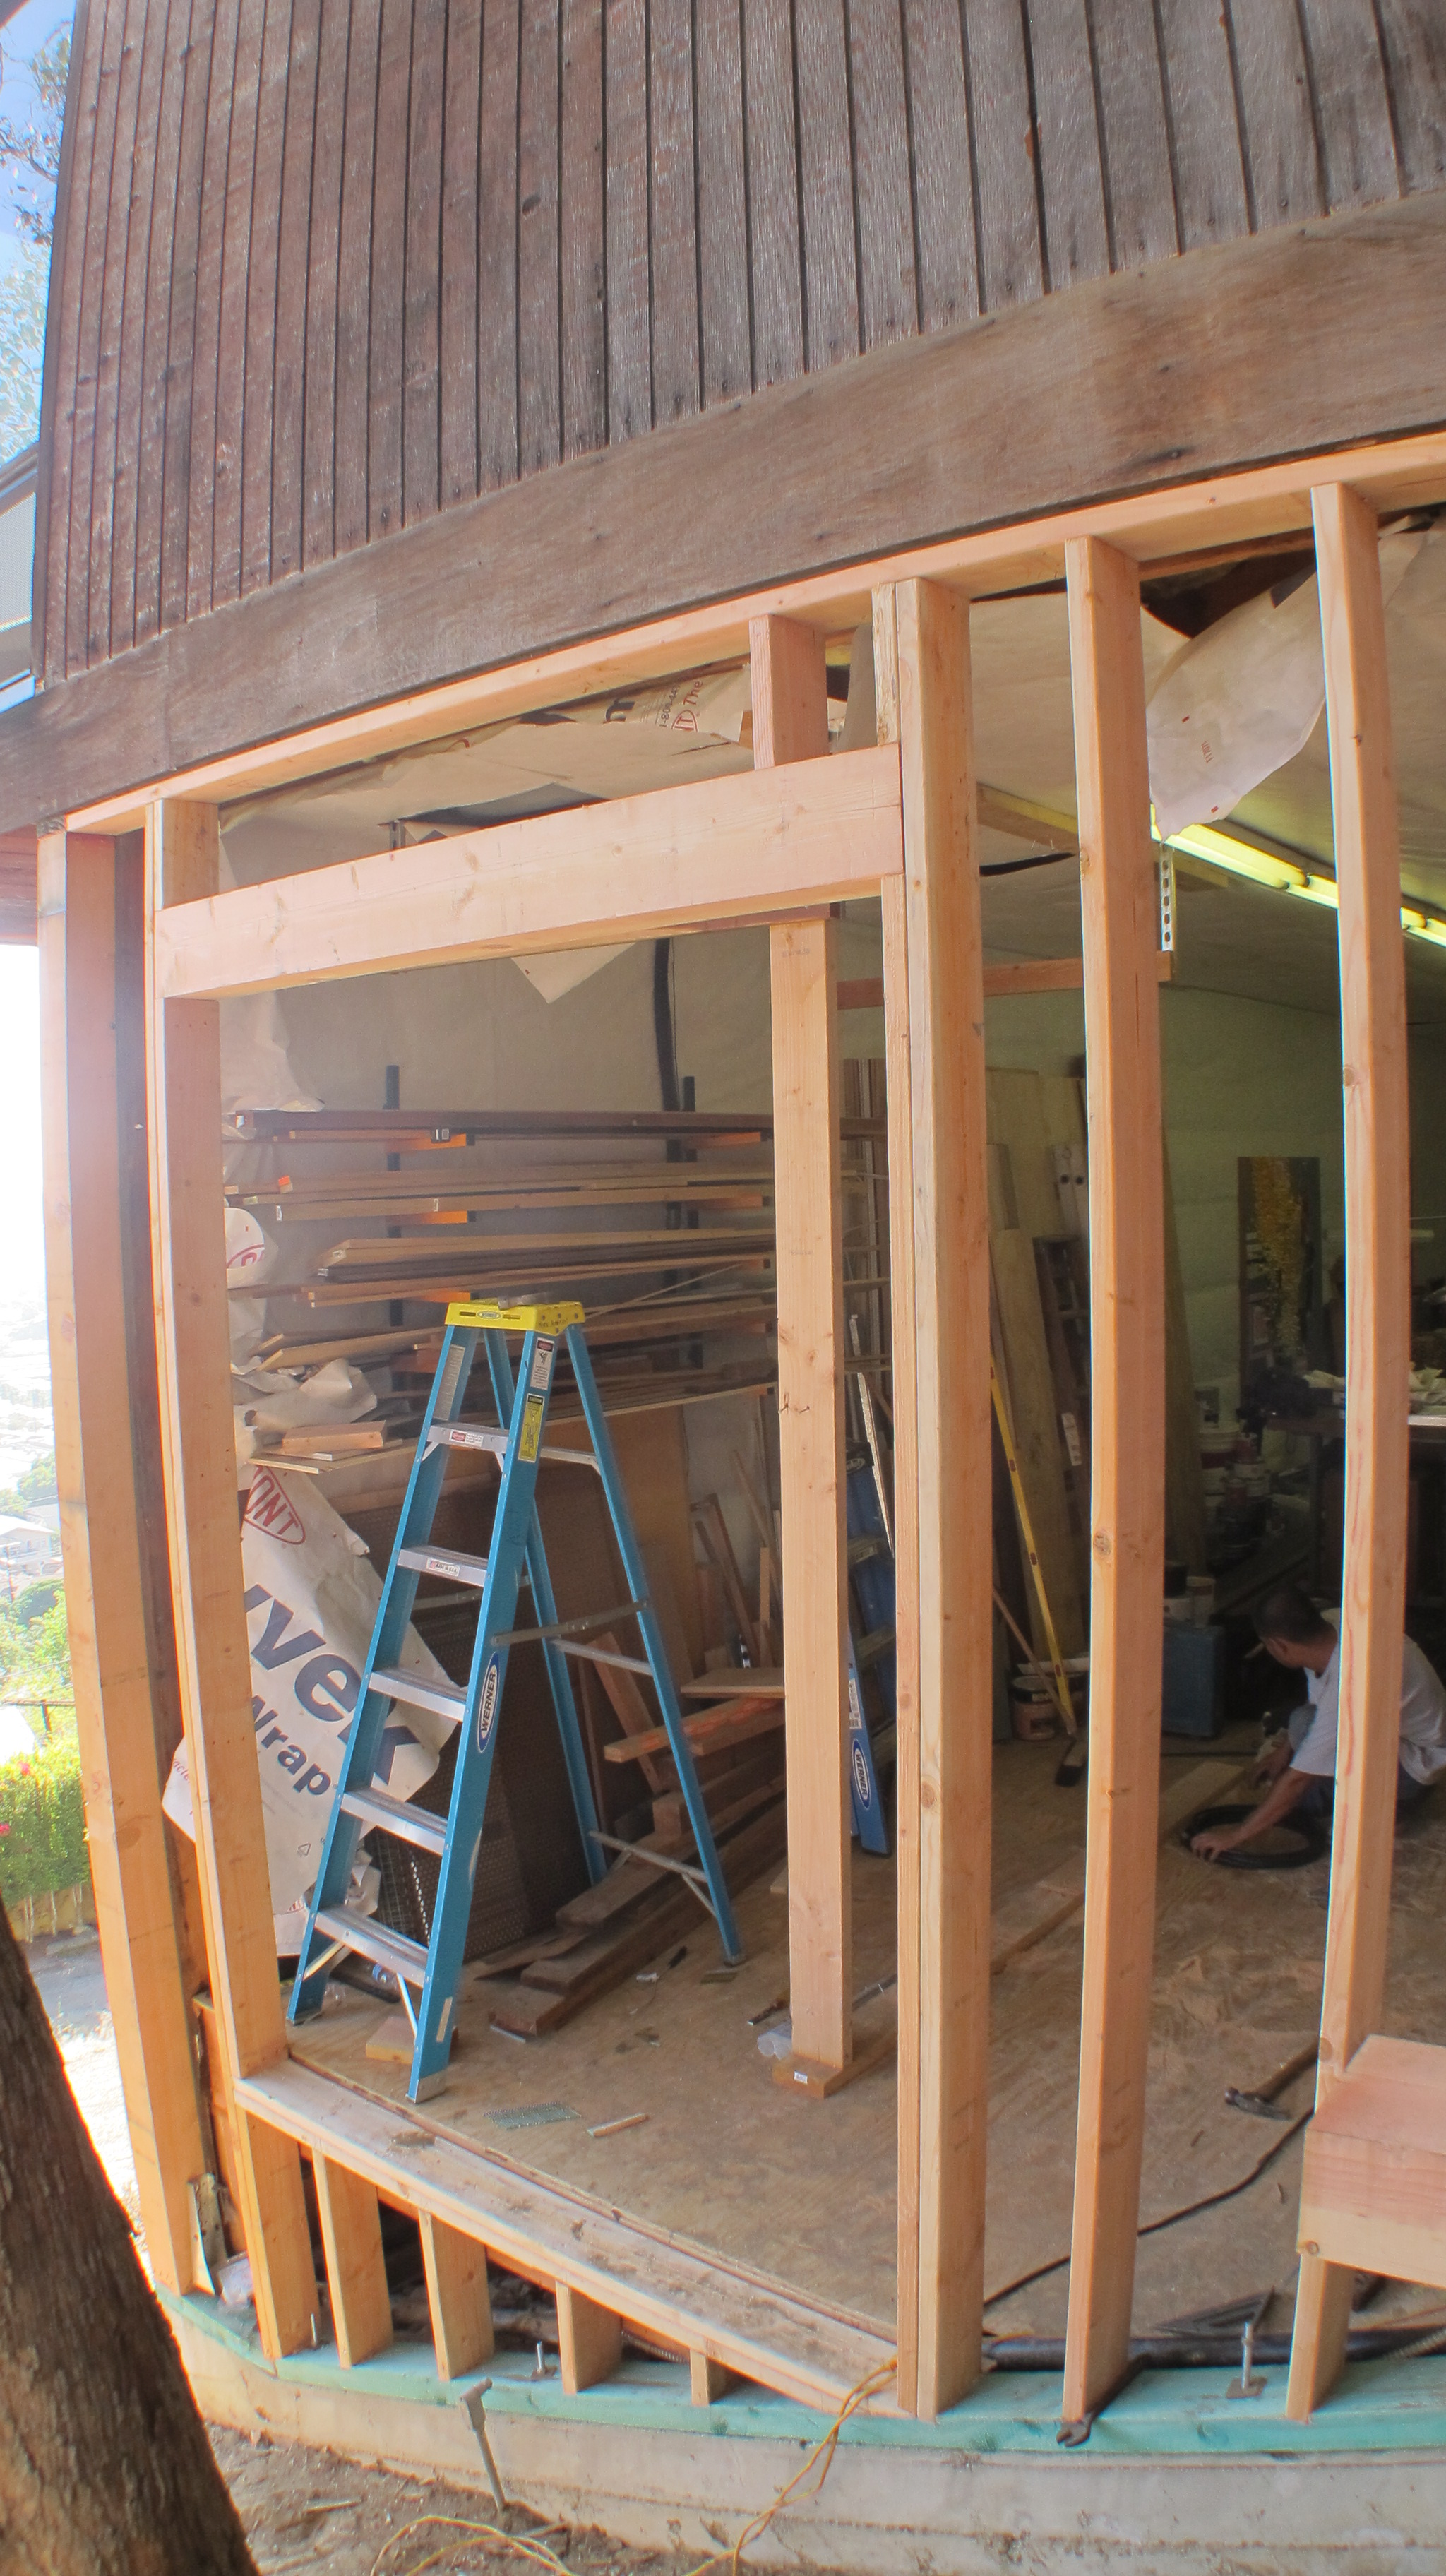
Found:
[0,233,47,460]
[0,1730,87,1903]
[0,1450,59,1520]
[0,28,69,248]
[0,1592,71,1707]
[12,1577,59,1624]
[16,1450,54,1505]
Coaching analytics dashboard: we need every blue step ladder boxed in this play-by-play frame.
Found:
[287,1299,743,2099]
[845,1450,897,1857]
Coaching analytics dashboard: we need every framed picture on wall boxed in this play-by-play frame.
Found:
[1238,1156,1326,1397]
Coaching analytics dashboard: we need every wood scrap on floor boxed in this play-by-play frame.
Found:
[988,1756,1253,1974]
[483,1795,789,2038]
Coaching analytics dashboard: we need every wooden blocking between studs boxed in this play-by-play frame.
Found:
[313,2156,393,2367]
[690,2350,732,2405]
[419,2212,494,2381]
[556,2283,623,2392]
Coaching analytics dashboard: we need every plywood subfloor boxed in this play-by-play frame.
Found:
[292,1743,1446,2344]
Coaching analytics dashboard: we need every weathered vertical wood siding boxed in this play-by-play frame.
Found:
[35,0,1446,685]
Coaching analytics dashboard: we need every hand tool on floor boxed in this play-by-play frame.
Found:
[288,1300,743,2099]
[1224,2037,1320,2121]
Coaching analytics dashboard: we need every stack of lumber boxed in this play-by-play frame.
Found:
[479,1777,789,2039]
[229,1104,888,1473]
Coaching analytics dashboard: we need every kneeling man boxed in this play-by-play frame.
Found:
[1191,1585,1446,1861]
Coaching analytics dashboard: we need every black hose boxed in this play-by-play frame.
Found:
[984,2326,1445,2371]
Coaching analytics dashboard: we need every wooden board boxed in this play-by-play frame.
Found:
[314,2154,394,2367]
[987,1756,1250,1975]
[237,2057,898,2414]
[419,2212,495,2379]
[1060,537,1166,2428]
[154,749,902,997]
[29,412,1442,850]
[1287,482,1414,2421]
[556,2282,623,2392]
[37,830,206,2296]
[884,578,993,2417]
[145,798,320,2362]
[1296,2034,1446,2296]
[758,614,851,2077]
[873,583,922,2411]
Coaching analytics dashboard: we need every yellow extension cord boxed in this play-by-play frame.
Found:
[368,2354,899,2576]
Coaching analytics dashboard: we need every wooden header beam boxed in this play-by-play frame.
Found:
[154,749,902,1001]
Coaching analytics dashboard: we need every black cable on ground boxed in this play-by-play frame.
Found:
[982,2113,1310,2311]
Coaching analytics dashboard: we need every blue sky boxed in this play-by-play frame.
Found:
[0,0,74,282]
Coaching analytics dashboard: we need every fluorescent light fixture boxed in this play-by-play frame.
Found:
[1157,818,1446,951]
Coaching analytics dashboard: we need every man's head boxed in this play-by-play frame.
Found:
[1253,1585,1337,1674]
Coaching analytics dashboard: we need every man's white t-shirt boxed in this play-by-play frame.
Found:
[1291,1616,1446,1786]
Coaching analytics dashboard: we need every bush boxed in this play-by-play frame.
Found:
[0,1594,72,1710]
[0,1452,58,1520]
[12,1579,60,1626]
[0,1734,88,1905]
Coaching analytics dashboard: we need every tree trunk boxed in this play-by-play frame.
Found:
[0,1902,256,2574]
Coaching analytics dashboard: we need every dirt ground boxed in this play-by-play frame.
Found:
[210,2426,698,2576]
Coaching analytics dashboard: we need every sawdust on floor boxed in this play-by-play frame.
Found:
[292,1739,1446,2346]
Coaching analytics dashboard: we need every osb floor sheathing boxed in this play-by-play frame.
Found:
[292,1740,1446,2342]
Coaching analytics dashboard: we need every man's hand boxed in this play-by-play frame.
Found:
[1253,1735,1293,1789]
[1191,1823,1241,1861]
[1190,1758,1313,1863]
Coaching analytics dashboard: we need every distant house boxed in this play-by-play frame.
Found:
[0,1517,60,1592]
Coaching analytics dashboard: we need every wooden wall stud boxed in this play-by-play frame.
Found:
[1060,538,1166,2427]
[1287,484,1411,2418]
[754,614,851,2075]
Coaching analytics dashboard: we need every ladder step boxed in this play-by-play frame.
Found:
[848,1533,886,1567]
[397,1544,490,1587]
[426,1422,508,1457]
[341,1784,448,1856]
[371,1664,467,1723]
[313,1906,430,1988]
[427,1421,600,1472]
[854,1623,896,1671]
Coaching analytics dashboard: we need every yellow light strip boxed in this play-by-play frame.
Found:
[1158,819,1446,950]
